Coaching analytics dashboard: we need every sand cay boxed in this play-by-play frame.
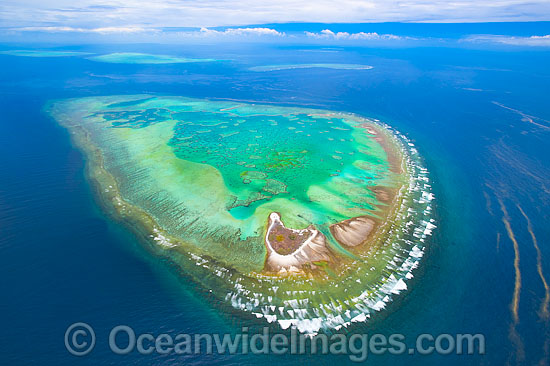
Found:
[47,94,435,334]
[265,212,333,274]
[330,216,376,247]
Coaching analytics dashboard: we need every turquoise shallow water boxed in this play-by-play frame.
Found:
[47,95,433,335]
[99,103,379,209]
[0,30,549,365]
[249,64,373,71]
[88,52,218,64]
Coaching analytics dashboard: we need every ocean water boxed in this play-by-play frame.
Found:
[1,24,550,365]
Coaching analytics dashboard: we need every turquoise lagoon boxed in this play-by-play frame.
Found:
[47,95,435,334]
[88,52,218,64]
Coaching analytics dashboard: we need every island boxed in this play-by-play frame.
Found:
[46,95,435,334]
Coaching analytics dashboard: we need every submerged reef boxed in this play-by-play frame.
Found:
[47,95,435,334]
[0,50,91,57]
[249,64,374,72]
[88,52,218,64]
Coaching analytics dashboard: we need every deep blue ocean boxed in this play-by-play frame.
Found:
[1,23,549,365]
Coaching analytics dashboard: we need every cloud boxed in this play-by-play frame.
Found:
[199,27,284,37]
[305,29,408,41]
[12,26,157,34]
[463,34,550,47]
[1,0,549,30]
[7,25,284,38]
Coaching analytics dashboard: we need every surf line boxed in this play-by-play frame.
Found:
[498,199,525,363]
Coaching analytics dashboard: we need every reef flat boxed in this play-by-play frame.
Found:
[88,52,218,64]
[0,50,91,57]
[47,95,435,334]
[249,63,373,72]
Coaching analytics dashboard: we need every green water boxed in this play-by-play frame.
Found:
[101,105,389,220]
[0,50,91,57]
[88,52,218,64]
[47,94,434,334]
[53,95,395,247]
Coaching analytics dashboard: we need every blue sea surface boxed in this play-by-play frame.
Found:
[1,23,550,365]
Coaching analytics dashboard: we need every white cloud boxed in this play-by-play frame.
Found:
[463,34,550,47]
[305,29,408,41]
[9,25,283,38]
[199,27,284,37]
[0,0,549,29]
[12,26,157,34]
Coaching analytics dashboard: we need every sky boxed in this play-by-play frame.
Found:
[1,0,550,31]
[0,1,549,45]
